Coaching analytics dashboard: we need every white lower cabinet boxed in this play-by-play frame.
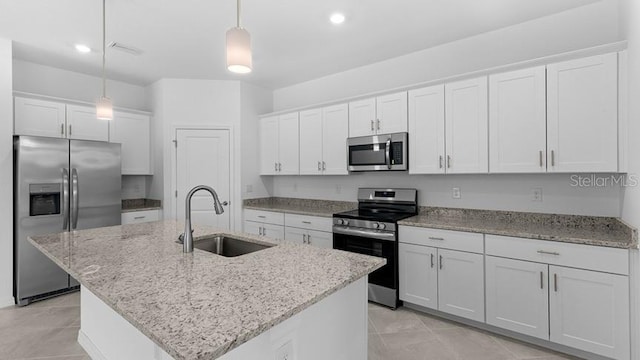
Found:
[398,243,438,309]
[121,210,161,225]
[485,256,549,340]
[437,249,485,322]
[244,220,284,240]
[284,227,332,249]
[549,266,629,360]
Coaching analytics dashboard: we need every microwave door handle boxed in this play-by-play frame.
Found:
[385,137,392,169]
[62,168,69,230]
[71,168,79,230]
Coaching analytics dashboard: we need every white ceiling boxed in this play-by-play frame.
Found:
[0,0,600,89]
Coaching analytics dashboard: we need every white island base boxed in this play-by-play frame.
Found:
[77,277,368,360]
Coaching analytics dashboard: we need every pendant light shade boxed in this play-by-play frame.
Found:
[226,0,252,74]
[96,0,113,120]
[226,27,252,74]
[96,96,113,120]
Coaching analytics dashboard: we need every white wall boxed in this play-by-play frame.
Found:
[121,176,148,199]
[273,0,621,110]
[0,38,13,307]
[240,82,273,200]
[12,60,148,111]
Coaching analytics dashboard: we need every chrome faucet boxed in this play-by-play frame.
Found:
[181,185,224,253]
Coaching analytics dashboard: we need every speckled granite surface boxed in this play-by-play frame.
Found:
[243,197,356,218]
[122,198,162,213]
[28,221,384,360]
[399,207,638,249]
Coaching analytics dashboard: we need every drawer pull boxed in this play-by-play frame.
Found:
[134,216,145,220]
[257,215,266,219]
[537,250,560,256]
[428,237,444,241]
[302,221,312,224]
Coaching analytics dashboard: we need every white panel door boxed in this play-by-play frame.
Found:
[299,109,323,175]
[66,104,109,141]
[408,85,446,174]
[437,249,485,322]
[259,116,279,175]
[399,243,438,309]
[348,97,376,137]
[14,97,66,138]
[278,113,300,175]
[549,266,630,360]
[376,92,407,134]
[284,226,306,245]
[485,256,549,340]
[176,129,230,230]
[306,229,332,249]
[111,111,151,175]
[262,223,285,240]
[547,53,618,173]
[322,103,349,175]
[445,77,488,174]
[489,67,547,173]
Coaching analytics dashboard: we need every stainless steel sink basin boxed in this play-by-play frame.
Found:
[193,236,273,257]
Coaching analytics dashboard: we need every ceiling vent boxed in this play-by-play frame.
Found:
[107,41,143,56]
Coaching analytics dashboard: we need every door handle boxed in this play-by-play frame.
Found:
[303,234,307,244]
[370,120,374,131]
[307,234,311,245]
[278,163,282,172]
[376,119,380,131]
[62,169,69,230]
[322,161,326,171]
[554,273,558,292]
[430,253,434,268]
[318,161,321,171]
[275,162,278,172]
[540,271,544,289]
[60,124,65,136]
[439,255,443,270]
[71,168,79,230]
[539,150,543,167]
[447,155,451,168]
[551,150,555,167]
[263,227,267,236]
[385,138,392,169]
[439,155,443,169]
[258,226,263,236]
[68,124,72,136]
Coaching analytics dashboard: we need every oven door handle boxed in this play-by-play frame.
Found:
[333,225,396,242]
[385,137,392,169]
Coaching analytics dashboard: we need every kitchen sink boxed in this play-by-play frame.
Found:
[193,236,273,257]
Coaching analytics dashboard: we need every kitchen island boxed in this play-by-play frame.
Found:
[28,220,385,360]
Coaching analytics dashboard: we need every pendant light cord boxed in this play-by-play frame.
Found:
[237,0,241,28]
[102,0,106,97]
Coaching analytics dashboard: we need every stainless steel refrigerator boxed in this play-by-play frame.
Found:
[14,136,121,306]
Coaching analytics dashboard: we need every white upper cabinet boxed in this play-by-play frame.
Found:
[489,67,547,173]
[14,97,66,138]
[349,92,407,137]
[259,113,299,175]
[445,76,489,174]
[110,111,151,175]
[321,104,349,175]
[547,53,618,173]
[299,104,348,176]
[348,97,377,137]
[66,104,109,142]
[408,85,446,174]
[299,109,323,175]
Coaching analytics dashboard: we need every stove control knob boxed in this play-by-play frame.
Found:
[372,222,380,229]
[378,223,386,230]
[343,220,349,226]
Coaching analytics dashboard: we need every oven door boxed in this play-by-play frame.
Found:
[347,132,407,171]
[333,229,397,290]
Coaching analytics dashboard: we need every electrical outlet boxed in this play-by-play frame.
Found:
[532,187,543,202]
[246,184,253,193]
[275,340,294,360]
[452,187,461,199]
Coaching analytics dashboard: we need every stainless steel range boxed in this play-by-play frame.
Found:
[333,188,418,309]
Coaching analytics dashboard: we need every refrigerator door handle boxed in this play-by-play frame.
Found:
[62,169,70,230]
[71,168,79,230]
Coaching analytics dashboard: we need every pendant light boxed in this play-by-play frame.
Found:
[226,0,252,74]
[96,0,113,120]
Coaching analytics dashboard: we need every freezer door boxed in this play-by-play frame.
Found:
[14,136,71,303]
[70,140,121,231]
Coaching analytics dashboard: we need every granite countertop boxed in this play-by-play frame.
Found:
[399,207,638,249]
[28,221,384,360]
[121,198,162,213]
[243,197,356,218]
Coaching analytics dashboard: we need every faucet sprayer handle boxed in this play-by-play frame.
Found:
[177,229,194,244]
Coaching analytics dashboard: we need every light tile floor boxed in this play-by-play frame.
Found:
[0,293,582,360]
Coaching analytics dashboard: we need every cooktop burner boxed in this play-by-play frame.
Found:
[333,209,416,223]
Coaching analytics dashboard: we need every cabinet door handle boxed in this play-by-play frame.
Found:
[303,234,307,244]
[439,255,443,270]
[258,226,263,235]
[68,124,72,136]
[275,162,278,172]
[307,234,311,245]
[376,119,380,131]
[447,155,451,168]
[370,120,374,131]
[430,253,434,268]
[540,271,544,289]
[551,150,555,167]
[439,155,443,169]
[537,250,560,256]
[554,273,558,292]
[318,161,321,171]
[539,150,543,167]
[61,123,65,135]
[278,163,282,171]
[428,237,444,241]
[322,161,326,170]
[263,227,267,236]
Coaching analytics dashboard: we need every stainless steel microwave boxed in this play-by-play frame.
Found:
[347,132,408,171]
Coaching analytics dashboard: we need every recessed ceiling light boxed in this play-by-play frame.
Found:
[75,44,91,53]
[330,13,345,25]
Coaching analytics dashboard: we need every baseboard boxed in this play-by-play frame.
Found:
[78,329,107,360]
[0,296,15,309]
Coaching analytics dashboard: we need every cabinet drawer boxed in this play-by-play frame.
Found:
[244,209,284,225]
[121,210,161,225]
[285,213,332,232]
[485,235,629,275]
[399,226,484,254]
